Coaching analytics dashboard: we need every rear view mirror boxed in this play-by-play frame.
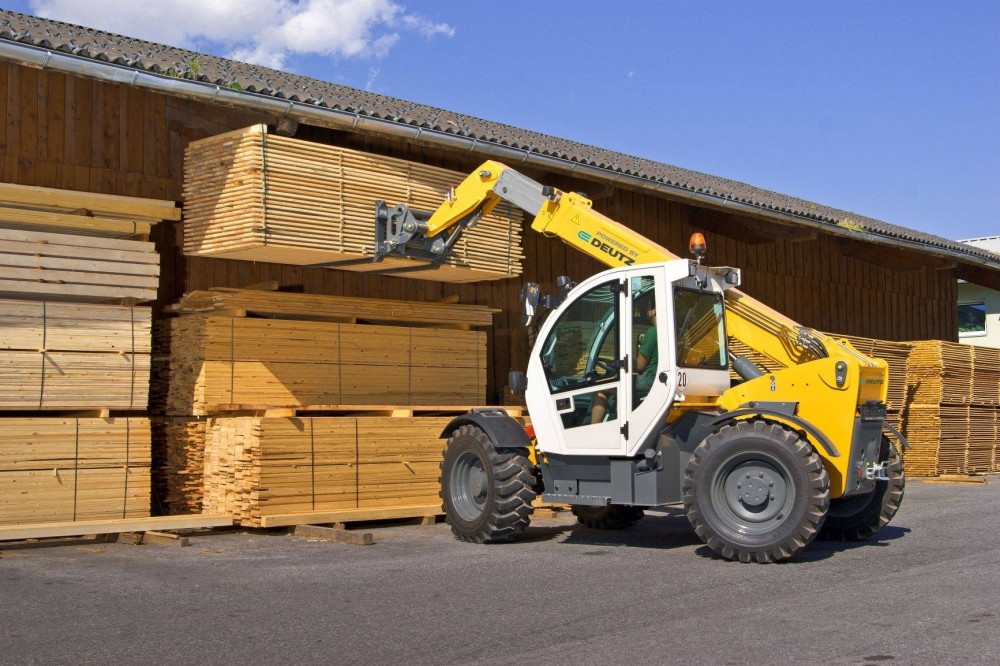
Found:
[519,282,540,326]
[508,371,527,393]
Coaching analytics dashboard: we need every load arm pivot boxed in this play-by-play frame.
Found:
[373,161,551,264]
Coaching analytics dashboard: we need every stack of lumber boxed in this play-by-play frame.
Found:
[0,181,180,238]
[151,417,207,514]
[0,183,175,526]
[182,125,524,282]
[157,315,486,414]
[201,416,449,527]
[0,299,150,410]
[971,346,1000,406]
[0,417,150,525]
[907,341,974,405]
[966,405,995,475]
[152,288,497,520]
[903,340,999,477]
[0,228,160,303]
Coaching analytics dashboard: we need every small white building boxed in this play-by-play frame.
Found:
[958,237,1000,348]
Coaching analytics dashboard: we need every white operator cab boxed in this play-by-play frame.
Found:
[525,258,742,459]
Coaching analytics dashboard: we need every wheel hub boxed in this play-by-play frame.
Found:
[468,467,486,498]
[450,451,490,522]
[737,474,770,507]
[718,460,790,527]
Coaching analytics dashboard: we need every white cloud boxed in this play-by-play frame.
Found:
[29,0,454,69]
[365,66,380,91]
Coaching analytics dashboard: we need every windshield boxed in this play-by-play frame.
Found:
[540,281,618,393]
[673,287,727,369]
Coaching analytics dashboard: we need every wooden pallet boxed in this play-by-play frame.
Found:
[261,505,441,529]
[181,125,525,283]
[203,404,525,417]
[0,514,231,542]
[906,340,974,405]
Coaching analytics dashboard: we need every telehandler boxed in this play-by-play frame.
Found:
[374,161,905,563]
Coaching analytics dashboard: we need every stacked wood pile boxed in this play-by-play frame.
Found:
[201,416,449,526]
[904,341,1000,477]
[153,287,497,519]
[151,417,207,515]
[0,228,159,302]
[0,299,151,410]
[0,418,150,523]
[0,184,175,526]
[0,182,179,237]
[181,125,525,282]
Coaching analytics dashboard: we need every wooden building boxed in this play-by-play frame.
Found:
[1,10,999,404]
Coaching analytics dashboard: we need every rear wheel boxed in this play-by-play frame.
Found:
[572,505,645,530]
[819,437,905,541]
[440,424,536,543]
[683,420,830,563]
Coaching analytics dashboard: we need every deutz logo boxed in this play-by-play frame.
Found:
[579,231,635,265]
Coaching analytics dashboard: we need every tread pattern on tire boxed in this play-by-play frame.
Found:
[682,419,830,563]
[440,424,536,544]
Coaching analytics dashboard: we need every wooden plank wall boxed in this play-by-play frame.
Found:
[0,62,959,404]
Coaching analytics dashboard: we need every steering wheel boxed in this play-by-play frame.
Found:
[592,357,617,375]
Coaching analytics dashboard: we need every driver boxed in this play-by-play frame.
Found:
[591,305,658,423]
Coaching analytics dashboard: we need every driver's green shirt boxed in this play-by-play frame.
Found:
[638,325,658,388]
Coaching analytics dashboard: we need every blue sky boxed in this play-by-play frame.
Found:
[8,0,1000,241]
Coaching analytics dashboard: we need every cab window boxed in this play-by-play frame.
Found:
[673,287,727,369]
[540,281,619,393]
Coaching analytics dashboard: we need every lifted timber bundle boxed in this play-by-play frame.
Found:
[181,125,525,282]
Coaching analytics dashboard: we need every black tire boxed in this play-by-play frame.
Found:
[682,420,830,563]
[572,505,645,530]
[440,424,536,543]
[819,437,905,541]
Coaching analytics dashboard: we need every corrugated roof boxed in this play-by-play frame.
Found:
[1,8,998,267]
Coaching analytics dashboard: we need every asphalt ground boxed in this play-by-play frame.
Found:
[1,479,998,666]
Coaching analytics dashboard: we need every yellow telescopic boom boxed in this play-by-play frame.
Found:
[376,160,891,497]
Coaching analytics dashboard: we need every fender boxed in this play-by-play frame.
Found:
[711,407,840,458]
[668,403,840,459]
[439,408,531,450]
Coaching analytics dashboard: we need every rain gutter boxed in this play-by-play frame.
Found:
[1,39,997,273]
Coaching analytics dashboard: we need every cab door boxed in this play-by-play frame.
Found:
[526,266,674,458]
[619,268,676,457]
[529,277,627,456]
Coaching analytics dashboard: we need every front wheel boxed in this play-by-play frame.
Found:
[683,420,830,563]
[440,424,536,543]
[819,437,905,541]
